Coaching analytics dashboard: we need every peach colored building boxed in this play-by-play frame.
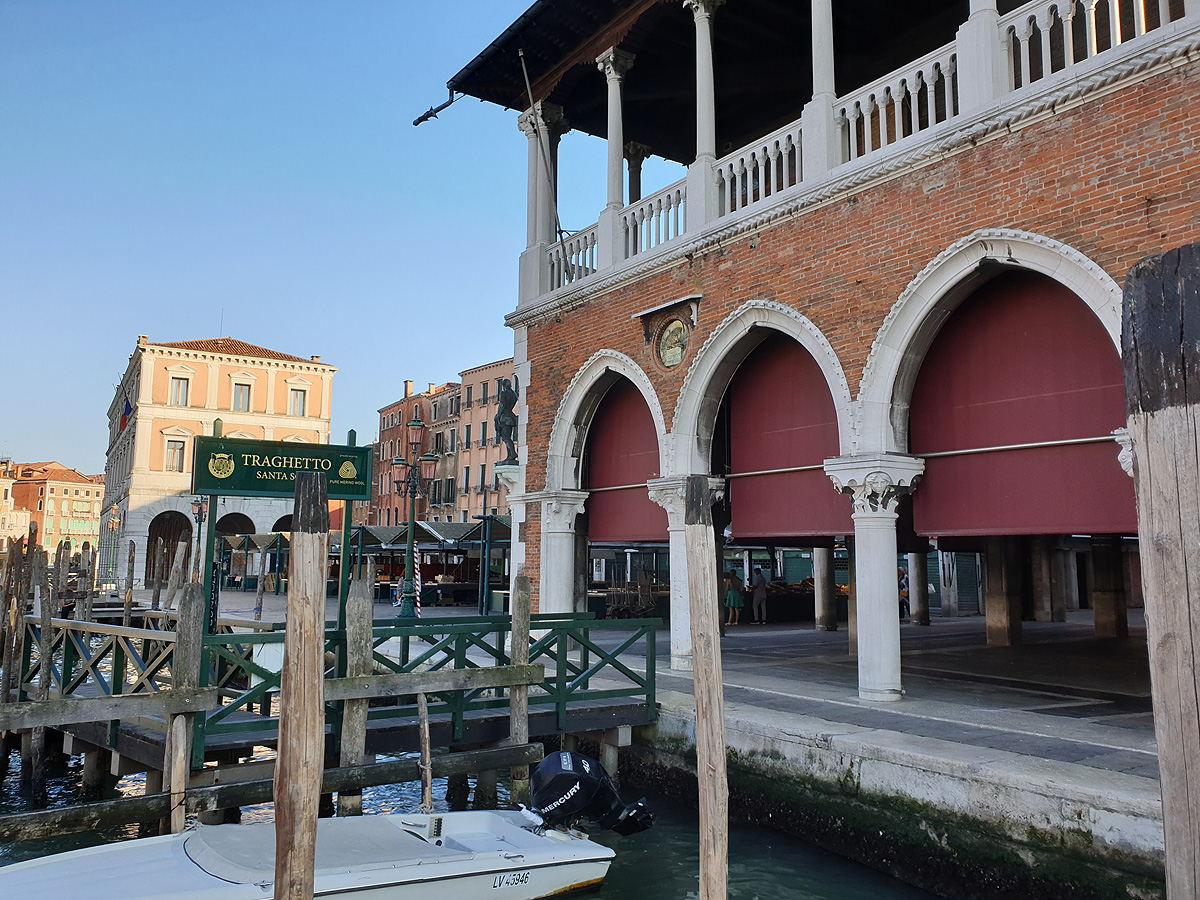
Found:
[7,461,104,556]
[104,335,336,585]
[456,357,515,523]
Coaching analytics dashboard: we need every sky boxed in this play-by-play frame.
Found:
[0,1,685,474]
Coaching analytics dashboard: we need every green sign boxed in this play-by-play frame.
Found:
[192,436,373,500]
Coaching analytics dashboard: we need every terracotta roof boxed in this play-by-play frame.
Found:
[150,337,322,364]
[13,462,103,485]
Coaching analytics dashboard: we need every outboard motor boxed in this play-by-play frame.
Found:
[530,751,653,836]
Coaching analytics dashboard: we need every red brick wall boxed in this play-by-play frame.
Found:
[520,59,1200,605]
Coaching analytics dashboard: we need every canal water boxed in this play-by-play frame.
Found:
[0,749,932,899]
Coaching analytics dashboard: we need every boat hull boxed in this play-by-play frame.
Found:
[0,810,613,900]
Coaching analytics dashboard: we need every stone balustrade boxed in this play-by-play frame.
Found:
[714,119,803,217]
[622,183,687,259]
[547,224,599,291]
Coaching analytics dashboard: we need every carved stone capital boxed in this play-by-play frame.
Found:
[517,101,569,141]
[647,475,723,526]
[825,454,924,516]
[624,141,652,164]
[596,47,636,82]
[494,464,522,494]
[527,489,588,532]
[683,0,725,20]
[1112,427,1134,478]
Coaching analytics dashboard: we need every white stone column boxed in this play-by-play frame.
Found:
[517,102,569,304]
[684,0,723,230]
[625,142,651,205]
[801,0,840,181]
[596,49,636,268]
[531,490,587,615]
[649,476,722,671]
[826,454,924,702]
[813,546,837,631]
[955,0,1005,115]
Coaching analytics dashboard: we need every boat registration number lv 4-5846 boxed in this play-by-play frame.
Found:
[492,871,531,889]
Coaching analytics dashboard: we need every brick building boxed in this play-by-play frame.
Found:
[104,335,337,585]
[452,0,1199,697]
[7,461,105,558]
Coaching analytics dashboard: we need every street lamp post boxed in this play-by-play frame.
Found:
[190,497,208,583]
[391,410,438,618]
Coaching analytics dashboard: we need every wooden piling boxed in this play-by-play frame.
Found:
[123,540,135,627]
[683,475,727,900]
[151,537,166,611]
[31,547,51,806]
[337,559,373,817]
[52,541,66,617]
[417,692,433,813]
[274,472,328,900]
[1122,241,1200,897]
[509,572,532,804]
[164,582,204,834]
[163,538,190,612]
[254,540,270,621]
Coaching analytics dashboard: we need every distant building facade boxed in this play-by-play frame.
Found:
[370,359,514,527]
[104,335,336,585]
[1,459,34,545]
[7,461,105,557]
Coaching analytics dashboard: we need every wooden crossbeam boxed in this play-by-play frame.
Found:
[0,688,219,731]
[323,664,545,702]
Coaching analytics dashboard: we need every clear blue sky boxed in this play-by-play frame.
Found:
[0,0,684,474]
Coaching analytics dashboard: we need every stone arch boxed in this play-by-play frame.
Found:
[145,509,192,584]
[271,514,293,532]
[858,228,1122,453]
[673,300,853,477]
[216,512,256,535]
[546,350,668,492]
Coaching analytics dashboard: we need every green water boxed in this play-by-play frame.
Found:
[0,750,932,899]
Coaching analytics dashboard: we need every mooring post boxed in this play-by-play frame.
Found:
[417,692,433,813]
[31,547,51,807]
[254,540,269,621]
[123,540,135,628]
[164,582,204,835]
[1122,241,1200,897]
[151,537,166,611]
[508,572,532,805]
[337,558,373,817]
[274,471,328,900]
[1,535,28,708]
[163,538,190,612]
[684,475,728,900]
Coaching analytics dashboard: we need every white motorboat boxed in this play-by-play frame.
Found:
[0,751,653,900]
[0,810,612,899]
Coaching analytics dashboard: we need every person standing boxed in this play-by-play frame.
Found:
[724,572,744,626]
[751,568,768,624]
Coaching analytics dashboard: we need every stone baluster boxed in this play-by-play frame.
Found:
[1158,0,1171,27]
[684,0,723,230]
[1040,11,1054,77]
[826,455,924,702]
[1110,0,1124,44]
[1133,0,1147,36]
[1064,2,1080,65]
[1086,0,1100,57]
[1019,18,1034,86]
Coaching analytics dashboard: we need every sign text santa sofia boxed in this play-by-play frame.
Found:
[192,436,373,501]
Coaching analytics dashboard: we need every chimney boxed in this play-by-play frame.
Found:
[311,355,320,362]
[137,335,148,347]
[404,380,414,399]
[428,383,435,393]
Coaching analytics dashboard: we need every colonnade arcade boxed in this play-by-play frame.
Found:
[528,229,1137,701]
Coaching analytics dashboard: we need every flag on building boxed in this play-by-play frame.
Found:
[119,393,132,432]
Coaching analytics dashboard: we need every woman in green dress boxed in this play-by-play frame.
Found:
[724,572,744,626]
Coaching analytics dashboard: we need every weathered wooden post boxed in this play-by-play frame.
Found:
[1123,242,1200,898]
[683,475,727,900]
[164,582,203,834]
[0,536,25,707]
[52,541,66,617]
[337,559,373,817]
[509,572,532,805]
[151,537,166,611]
[163,538,190,612]
[31,547,51,807]
[123,540,135,627]
[254,539,269,621]
[274,471,328,900]
[417,692,433,813]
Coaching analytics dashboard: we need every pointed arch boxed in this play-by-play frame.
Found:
[858,228,1122,453]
